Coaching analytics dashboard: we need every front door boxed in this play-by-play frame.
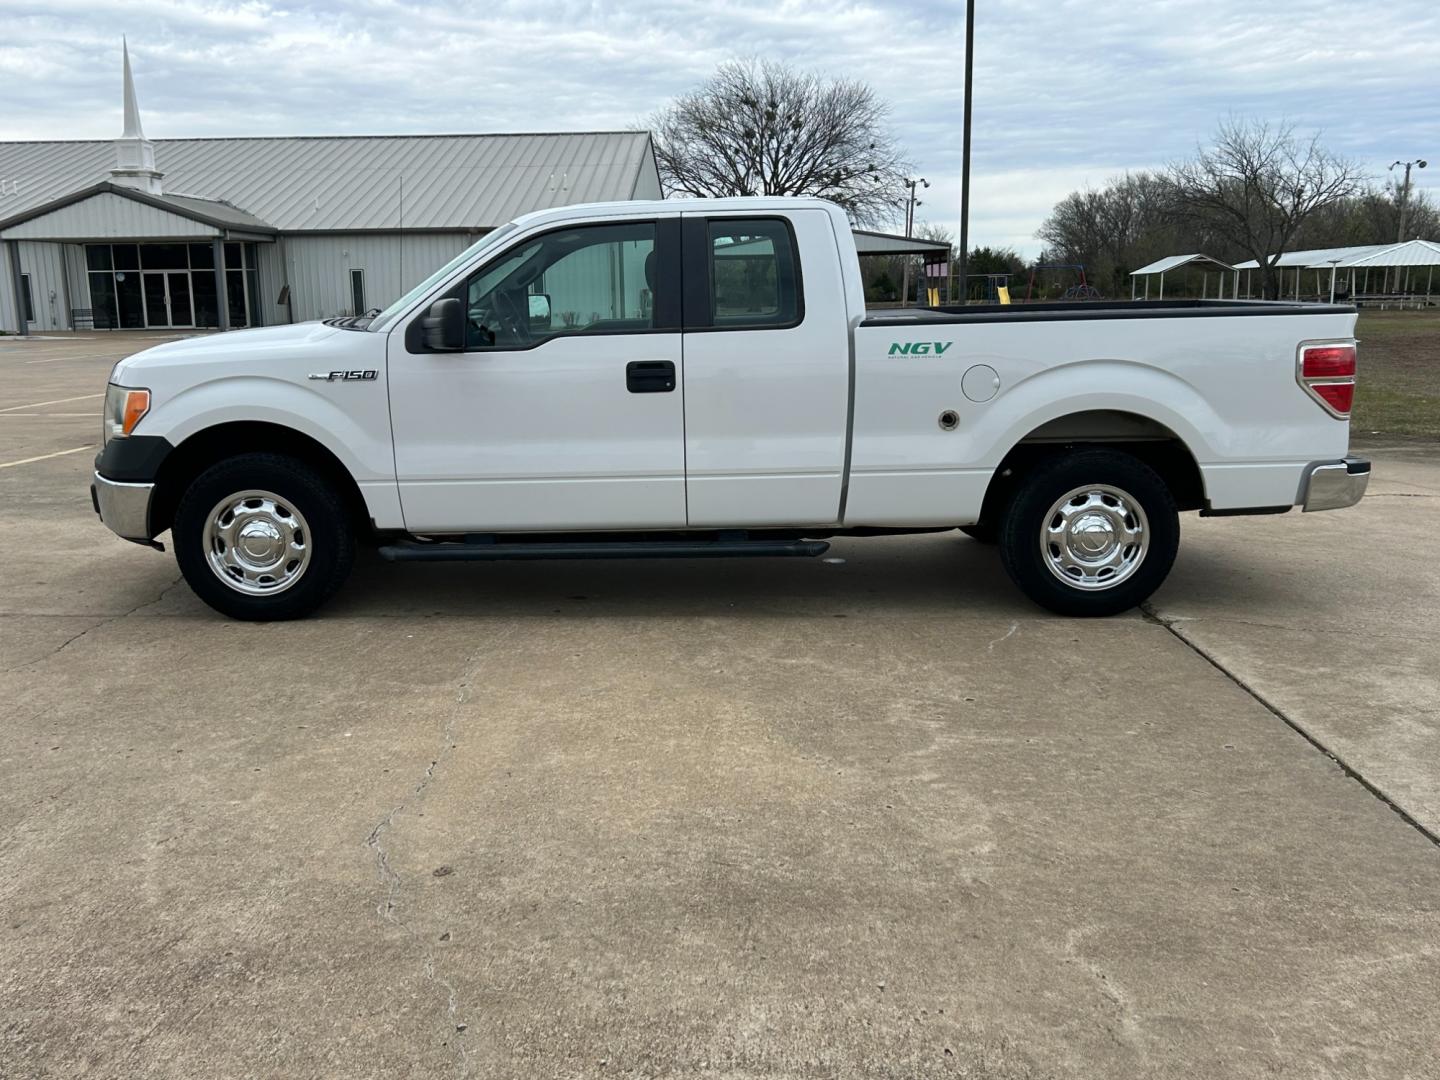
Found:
[388,217,687,533]
[141,271,194,328]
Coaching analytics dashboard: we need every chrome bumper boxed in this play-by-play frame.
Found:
[92,471,156,541]
[1301,456,1370,512]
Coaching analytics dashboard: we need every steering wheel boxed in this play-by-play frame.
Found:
[491,290,531,346]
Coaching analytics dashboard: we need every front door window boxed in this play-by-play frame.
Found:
[464,222,657,349]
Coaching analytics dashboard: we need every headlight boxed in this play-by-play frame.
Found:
[102,384,150,445]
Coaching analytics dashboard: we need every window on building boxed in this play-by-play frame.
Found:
[140,243,188,270]
[708,219,801,328]
[20,274,35,323]
[85,242,227,329]
[219,242,260,328]
[463,222,656,349]
[349,269,366,316]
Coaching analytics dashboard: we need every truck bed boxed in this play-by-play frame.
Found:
[844,297,1358,526]
[863,299,1357,326]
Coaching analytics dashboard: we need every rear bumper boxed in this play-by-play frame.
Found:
[1300,456,1370,512]
[92,471,156,541]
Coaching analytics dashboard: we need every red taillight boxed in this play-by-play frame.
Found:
[1298,342,1357,419]
[1302,345,1356,379]
[1312,382,1354,414]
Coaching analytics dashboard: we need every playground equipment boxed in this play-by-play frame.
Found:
[963,272,1013,303]
[1026,263,1102,302]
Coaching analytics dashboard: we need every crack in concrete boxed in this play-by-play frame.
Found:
[2,574,183,675]
[1141,603,1440,851]
[364,644,489,1079]
[1152,613,1440,644]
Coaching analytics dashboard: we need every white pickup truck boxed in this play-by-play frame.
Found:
[92,196,1368,620]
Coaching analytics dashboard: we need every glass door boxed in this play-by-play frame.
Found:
[140,271,196,328]
[167,272,194,327]
[143,272,170,327]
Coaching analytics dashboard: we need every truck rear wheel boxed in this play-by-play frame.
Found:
[998,449,1178,617]
[173,453,355,621]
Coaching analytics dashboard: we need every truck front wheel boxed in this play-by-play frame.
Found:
[998,450,1178,617]
[173,453,356,621]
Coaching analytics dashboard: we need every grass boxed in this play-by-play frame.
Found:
[1352,309,1440,440]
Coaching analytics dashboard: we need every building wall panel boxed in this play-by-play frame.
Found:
[255,242,287,327]
[283,232,469,321]
[0,240,68,331]
[62,242,91,322]
[0,248,13,332]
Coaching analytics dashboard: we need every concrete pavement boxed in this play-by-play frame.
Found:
[2,332,1438,1079]
[1150,441,1440,837]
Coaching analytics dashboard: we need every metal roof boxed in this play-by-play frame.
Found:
[1232,244,1390,270]
[1323,238,1440,268]
[852,230,952,256]
[0,181,275,236]
[1130,253,1234,276]
[0,132,659,233]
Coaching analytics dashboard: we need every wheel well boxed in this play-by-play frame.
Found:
[978,410,1206,523]
[150,422,372,539]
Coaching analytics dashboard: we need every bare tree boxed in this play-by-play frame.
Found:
[1170,119,1367,299]
[1037,172,1181,296]
[650,59,909,226]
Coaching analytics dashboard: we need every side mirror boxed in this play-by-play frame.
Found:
[421,298,465,351]
[528,293,552,331]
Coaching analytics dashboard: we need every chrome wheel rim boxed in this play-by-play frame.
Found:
[1040,483,1149,591]
[203,490,312,596]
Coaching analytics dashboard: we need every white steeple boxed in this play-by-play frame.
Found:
[111,38,164,195]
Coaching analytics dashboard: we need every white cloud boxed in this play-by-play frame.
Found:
[0,0,1435,255]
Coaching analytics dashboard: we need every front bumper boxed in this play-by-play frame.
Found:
[92,471,156,542]
[1300,456,1370,512]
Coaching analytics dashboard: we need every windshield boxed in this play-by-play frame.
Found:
[368,223,520,331]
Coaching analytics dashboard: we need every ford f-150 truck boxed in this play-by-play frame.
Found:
[92,197,1369,620]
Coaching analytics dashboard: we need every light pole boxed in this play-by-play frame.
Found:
[903,176,929,237]
[958,0,975,304]
[901,177,928,306]
[1390,158,1428,242]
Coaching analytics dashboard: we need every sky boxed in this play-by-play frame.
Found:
[1,0,1437,256]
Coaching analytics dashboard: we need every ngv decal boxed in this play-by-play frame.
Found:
[888,341,953,356]
[308,370,379,382]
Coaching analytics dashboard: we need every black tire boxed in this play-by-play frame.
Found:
[173,453,356,621]
[959,523,998,544]
[998,449,1178,617]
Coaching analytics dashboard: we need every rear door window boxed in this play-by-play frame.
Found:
[707,219,802,329]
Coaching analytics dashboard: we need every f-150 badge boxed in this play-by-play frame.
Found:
[308,370,378,381]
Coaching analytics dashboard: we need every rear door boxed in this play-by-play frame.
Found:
[388,216,687,532]
[679,210,852,526]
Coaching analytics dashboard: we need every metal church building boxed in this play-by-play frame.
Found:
[0,45,663,336]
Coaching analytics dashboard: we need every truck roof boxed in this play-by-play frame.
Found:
[508,195,848,231]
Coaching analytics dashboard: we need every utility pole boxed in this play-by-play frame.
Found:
[901,176,928,306]
[903,176,928,237]
[957,0,975,304]
[1391,158,1428,242]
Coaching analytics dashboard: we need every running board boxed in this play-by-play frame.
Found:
[378,538,831,562]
